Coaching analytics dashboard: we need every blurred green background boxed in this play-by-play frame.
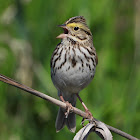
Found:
[0,0,140,139]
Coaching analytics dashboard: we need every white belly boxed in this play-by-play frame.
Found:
[51,41,96,94]
[52,69,95,94]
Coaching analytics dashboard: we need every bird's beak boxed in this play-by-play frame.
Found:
[56,24,68,39]
[57,24,66,28]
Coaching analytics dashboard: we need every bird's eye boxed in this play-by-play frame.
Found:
[74,27,79,31]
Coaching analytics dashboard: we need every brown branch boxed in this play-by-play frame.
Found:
[0,74,139,140]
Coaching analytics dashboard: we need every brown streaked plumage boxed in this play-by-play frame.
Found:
[51,16,98,133]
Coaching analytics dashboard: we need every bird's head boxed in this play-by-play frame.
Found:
[57,16,92,42]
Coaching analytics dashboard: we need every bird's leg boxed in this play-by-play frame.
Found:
[76,93,93,120]
[59,95,65,102]
[59,94,73,118]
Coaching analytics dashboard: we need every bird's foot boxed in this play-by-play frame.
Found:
[81,110,94,127]
[64,101,73,118]
[59,95,73,118]
[85,109,94,120]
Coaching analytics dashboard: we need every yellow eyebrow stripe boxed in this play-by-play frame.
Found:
[66,23,83,28]
[66,22,91,35]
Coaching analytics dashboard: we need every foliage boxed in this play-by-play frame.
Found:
[0,0,139,139]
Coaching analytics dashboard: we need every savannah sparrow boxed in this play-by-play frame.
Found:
[51,16,98,133]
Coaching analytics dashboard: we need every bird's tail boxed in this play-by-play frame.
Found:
[55,95,77,133]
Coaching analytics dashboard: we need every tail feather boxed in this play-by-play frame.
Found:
[55,108,76,133]
[66,112,76,133]
[55,94,77,133]
[55,108,66,132]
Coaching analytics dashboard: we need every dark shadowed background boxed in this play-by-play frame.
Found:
[0,0,140,139]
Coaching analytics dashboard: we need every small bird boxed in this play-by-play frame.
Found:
[51,16,98,133]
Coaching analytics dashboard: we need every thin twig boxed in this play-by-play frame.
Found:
[106,125,138,140]
[0,74,139,140]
